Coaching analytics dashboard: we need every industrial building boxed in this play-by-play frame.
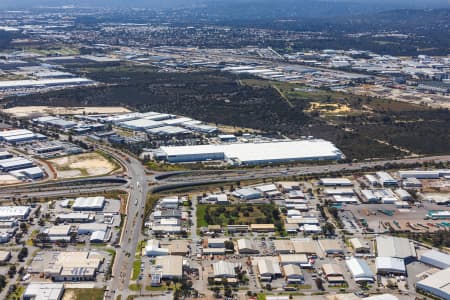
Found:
[283,264,304,283]
[207,238,228,248]
[319,178,353,186]
[237,239,259,254]
[416,267,450,300]
[56,213,95,223]
[0,129,36,143]
[158,139,343,165]
[145,239,169,256]
[23,283,64,300]
[394,188,412,201]
[376,172,398,187]
[257,259,282,281]
[398,170,441,179]
[376,236,416,261]
[279,254,309,267]
[345,257,375,283]
[0,77,94,91]
[375,257,406,275]
[0,157,34,171]
[292,240,318,256]
[212,261,236,278]
[121,118,164,130]
[349,238,370,253]
[322,263,345,283]
[419,250,450,269]
[318,239,344,256]
[72,197,105,211]
[274,240,294,254]
[0,206,30,220]
[232,188,262,200]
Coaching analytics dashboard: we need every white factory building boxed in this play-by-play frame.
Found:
[376,236,416,262]
[0,157,34,171]
[72,197,105,211]
[23,282,64,300]
[0,206,30,220]
[376,172,397,187]
[419,250,450,270]
[375,257,406,275]
[158,139,343,165]
[416,267,450,300]
[0,129,38,144]
[345,257,375,283]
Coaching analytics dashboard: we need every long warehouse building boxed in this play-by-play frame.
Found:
[158,139,343,165]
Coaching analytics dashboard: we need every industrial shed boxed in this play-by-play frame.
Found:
[155,256,184,279]
[212,261,236,278]
[319,178,353,186]
[419,250,450,269]
[349,238,370,253]
[23,283,64,300]
[292,240,318,256]
[375,257,406,275]
[257,259,282,280]
[416,267,450,300]
[159,139,343,165]
[279,254,309,267]
[318,239,344,256]
[376,236,416,261]
[237,239,259,254]
[283,264,303,283]
[273,240,294,254]
[345,257,374,283]
[322,263,345,283]
[72,197,105,211]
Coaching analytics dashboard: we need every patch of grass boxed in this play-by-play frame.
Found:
[128,284,141,291]
[131,258,142,280]
[64,288,104,300]
[146,161,186,172]
[7,285,24,300]
[257,293,266,300]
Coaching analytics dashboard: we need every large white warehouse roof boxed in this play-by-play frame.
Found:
[416,267,450,300]
[376,236,416,259]
[420,250,450,270]
[160,139,343,165]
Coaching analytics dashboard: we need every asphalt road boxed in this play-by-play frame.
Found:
[104,149,148,300]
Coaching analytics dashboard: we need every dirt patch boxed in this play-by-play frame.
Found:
[0,174,21,185]
[1,106,131,118]
[48,152,118,179]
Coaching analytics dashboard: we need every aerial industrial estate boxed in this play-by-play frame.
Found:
[0,1,448,300]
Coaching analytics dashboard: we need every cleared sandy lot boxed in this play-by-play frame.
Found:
[1,106,131,117]
[0,174,21,185]
[48,152,118,179]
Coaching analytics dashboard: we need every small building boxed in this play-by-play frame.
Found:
[375,257,406,275]
[155,255,184,280]
[345,257,375,283]
[23,283,64,300]
[237,239,259,254]
[318,239,344,256]
[159,196,180,209]
[257,259,282,281]
[419,250,450,269]
[349,238,370,253]
[56,213,94,223]
[204,194,229,204]
[250,224,275,232]
[416,267,450,300]
[398,170,440,179]
[254,184,278,194]
[283,264,303,283]
[364,174,378,186]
